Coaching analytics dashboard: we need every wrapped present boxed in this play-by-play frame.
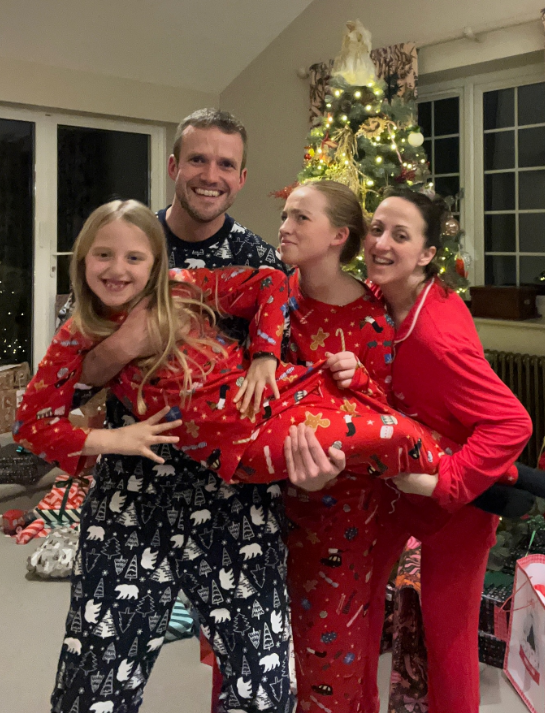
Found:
[2,509,26,535]
[0,443,54,485]
[479,631,507,669]
[479,576,513,636]
[0,362,30,434]
[0,362,30,390]
[27,526,79,578]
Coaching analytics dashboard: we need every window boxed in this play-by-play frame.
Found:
[483,82,545,286]
[418,96,461,205]
[0,107,165,369]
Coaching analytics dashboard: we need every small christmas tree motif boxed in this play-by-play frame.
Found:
[136,593,155,617]
[242,516,255,541]
[101,537,121,560]
[114,556,128,576]
[199,559,213,577]
[198,527,214,551]
[181,488,193,505]
[213,631,228,655]
[265,511,279,535]
[73,580,83,599]
[176,509,186,531]
[248,628,262,649]
[140,502,156,524]
[80,650,98,675]
[211,580,224,605]
[231,498,243,515]
[127,663,145,690]
[270,677,284,702]
[197,585,209,602]
[69,697,80,713]
[167,508,178,526]
[222,548,232,568]
[100,668,115,696]
[233,612,251,635]
[182,537,204,561]
[151,559,174,584]
[252,600,265,620]
[93,609,117,639]
[95,498,108,522]
[194,487,206,507]
[213,510,228,532]
[159,587,172,605]
[90,671,104,693]
[128,636,139,658]
[235,572,257,599]
[85,548,101,573]
[117,607,136,634]
[103,642,117,663]
[118,502,138,527]
[125,555,138,581]
[156,610,171,635]
[273,588,281,609]
[228,522,241,540]
[148,612,161,631]
[94,578,105,599]
[262,623,274,651]
[125,531,140,550]
[151,529,161,548]
[114,459,125,475]
[250,565,267,589]
[252,487,262,505]
[224,631,236,651]
[71,609,83,633]
[265,547,279,568]
[224,659,233,678]
[242,655,252,676]
[256,683,274,711]
[227,686,241,709]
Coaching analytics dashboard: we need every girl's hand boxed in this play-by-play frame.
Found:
[284,424,346,492]
[391,472,439,497]
[84,406,182,464]
[234,356,280,415]
[325,351,359,389]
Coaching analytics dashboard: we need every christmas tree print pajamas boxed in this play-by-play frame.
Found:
[32,215,298,713]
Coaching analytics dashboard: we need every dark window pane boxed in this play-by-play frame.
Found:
[520,213,545,252]
[0,119,34,365]
[484,131,515,170]
[519,127,545,168]
[484,89,515,130]
[519,170,545,210]
[485,214,516,252]
[423,140,433,173]
[57,126,150,256]
[485,255,516,286]
[434,97,459,136]
[485,173,515,211]
[56,255,72,297]
[434,137,459,174]
[418,102,432,138]
[434,175,459,199]
[518,82,545,126]
[520,255,545,286]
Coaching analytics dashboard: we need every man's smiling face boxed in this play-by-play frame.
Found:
[168,126,247,224]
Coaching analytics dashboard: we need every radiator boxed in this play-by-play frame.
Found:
[484,350,545,466]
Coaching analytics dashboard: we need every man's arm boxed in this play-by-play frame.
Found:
[80,299,153,386]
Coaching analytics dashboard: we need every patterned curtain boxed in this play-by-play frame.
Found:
[308,42,418,123]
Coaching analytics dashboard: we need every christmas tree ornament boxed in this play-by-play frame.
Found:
[408,131,425,147]
[443,216,460,236]
[455,250,472,279]
[332,20,376,86]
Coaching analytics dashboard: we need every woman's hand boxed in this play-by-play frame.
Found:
[284,423,346,491]
[233,356,280,415]
[83,406,182,464]
[391,472,439,497]
[326,351,359,389]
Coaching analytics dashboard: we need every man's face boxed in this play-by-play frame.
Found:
[168,126,247,223]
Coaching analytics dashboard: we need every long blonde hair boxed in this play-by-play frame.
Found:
[70,200,222,412]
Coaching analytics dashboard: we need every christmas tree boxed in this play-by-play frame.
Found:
[275,20,470,294]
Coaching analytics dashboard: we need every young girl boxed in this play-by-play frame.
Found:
[15,205,447,487]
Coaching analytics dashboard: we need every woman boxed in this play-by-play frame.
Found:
[281,184,532,713]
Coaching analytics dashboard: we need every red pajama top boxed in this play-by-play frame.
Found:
[386,278,532,511]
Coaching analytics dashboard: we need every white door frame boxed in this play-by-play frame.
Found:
[0,105,166,370]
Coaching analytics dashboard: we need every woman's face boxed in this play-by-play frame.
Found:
[278,187,346,267]
[85,219,155,310]
[364,197,436,288]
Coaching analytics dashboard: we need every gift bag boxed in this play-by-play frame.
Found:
[504,555,545,712]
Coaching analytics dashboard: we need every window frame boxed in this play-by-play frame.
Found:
[418,61,545,289]
[0,105,166,369]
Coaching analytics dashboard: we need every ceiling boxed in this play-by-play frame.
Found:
[0,0,315,94]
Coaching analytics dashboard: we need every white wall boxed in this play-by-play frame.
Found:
[220,0,545,246]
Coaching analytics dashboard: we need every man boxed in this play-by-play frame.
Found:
[52,110,294,713]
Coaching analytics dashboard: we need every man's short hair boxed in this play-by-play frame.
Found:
[172,108,248,170]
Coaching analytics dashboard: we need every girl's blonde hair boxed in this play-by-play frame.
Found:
[70,199,222,412]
